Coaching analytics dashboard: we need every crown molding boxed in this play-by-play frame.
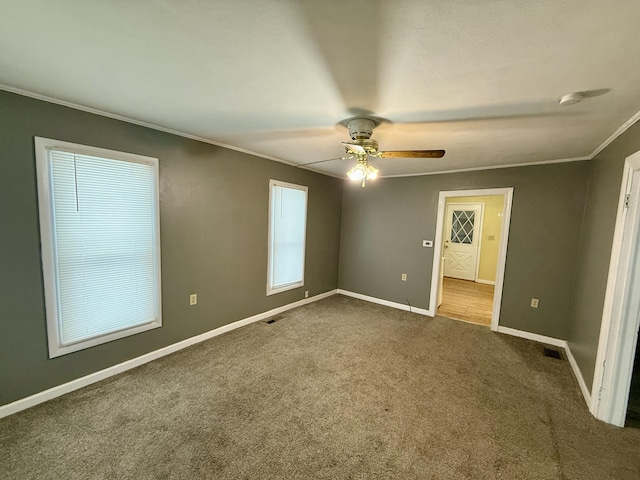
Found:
[589,109,640,159]
[380,155,591,178]
[0,84,289,163]
[2,84,639,179]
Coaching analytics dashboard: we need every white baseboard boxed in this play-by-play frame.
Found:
[475,278,496,285]
[564,343,592,406]
[0,289,338,419]
[337,289,430,316]
[496,326,591,406]
[496,326,566,348]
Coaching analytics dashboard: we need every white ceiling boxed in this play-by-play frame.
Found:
[2,0,640,178]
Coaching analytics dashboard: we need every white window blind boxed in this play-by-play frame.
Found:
[267,180,307,295]
[36,138,161,357]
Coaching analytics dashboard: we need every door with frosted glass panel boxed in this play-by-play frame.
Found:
[443,203,483,281]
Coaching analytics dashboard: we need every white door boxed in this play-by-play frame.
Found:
[443,203,483,281]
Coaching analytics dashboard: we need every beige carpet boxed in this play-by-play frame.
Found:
[1,295,639,479]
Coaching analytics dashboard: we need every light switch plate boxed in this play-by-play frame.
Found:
[422,240,433,247]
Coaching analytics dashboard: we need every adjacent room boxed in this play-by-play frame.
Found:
[437,193,505,326]
[2,1,640,478]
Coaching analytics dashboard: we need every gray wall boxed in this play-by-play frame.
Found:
[338,162,590,339]
[0,91,343,406]
[568,121,640,390]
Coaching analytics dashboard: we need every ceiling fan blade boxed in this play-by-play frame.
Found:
[341,142,367,155]
[296,156,352,167]
[379,150,445,159]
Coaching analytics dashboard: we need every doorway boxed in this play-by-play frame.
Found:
[590,149,640,427]
[439,197,501,326]
[428,188,514,331]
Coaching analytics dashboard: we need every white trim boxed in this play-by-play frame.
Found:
[590,150,640,426]
[475,203,485,282]
[381,157,591,178]
[496,326,566,348]
[430,196,447,316]
[0,289,338,419]
[337,289,429,316]
[475,279,496,285]
[0,84,342,179]
[497,326,591,406]
[35,137,163,358]
[4,85,287,164]
[266,180,308,296]
[380,110,640,179]
[428,188,514,334]
[565,343,592,406]
[589,110,640,159]
[3,84,639,180]
[36,137,159,165]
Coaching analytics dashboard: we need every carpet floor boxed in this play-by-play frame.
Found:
[1,295,639,479]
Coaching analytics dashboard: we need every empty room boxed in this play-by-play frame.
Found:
[2,1,640,478]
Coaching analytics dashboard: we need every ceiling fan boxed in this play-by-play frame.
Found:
[299,118,445,187]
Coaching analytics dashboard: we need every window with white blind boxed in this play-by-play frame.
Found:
[35,137,162,358]
[267,180,308,295]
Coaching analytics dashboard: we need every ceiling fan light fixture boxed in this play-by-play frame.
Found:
[347,160,379,187]
[297,117,444,187]
[347,162,368,181]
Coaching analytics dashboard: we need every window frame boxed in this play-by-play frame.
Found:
[266,179,308,296]
[35,137,162,358]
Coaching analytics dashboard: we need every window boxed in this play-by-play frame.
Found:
[267,180,308,295]
[450,210,476,244]
[35,137,162,358]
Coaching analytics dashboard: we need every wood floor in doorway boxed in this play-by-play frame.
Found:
[438,277,494,326]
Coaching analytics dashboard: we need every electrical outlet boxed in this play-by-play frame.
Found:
[530,298,539,308]
[304,290,309,298]
[190,293,198,306]
[402,273,407,281]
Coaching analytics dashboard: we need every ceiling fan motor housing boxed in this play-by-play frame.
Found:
[347,118,376,140]
[344,138,379,154]
[342,116,444,160]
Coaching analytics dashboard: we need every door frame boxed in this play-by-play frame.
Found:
[443,201,485,282]
[427,187,514,332]
[590,150,640,426]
